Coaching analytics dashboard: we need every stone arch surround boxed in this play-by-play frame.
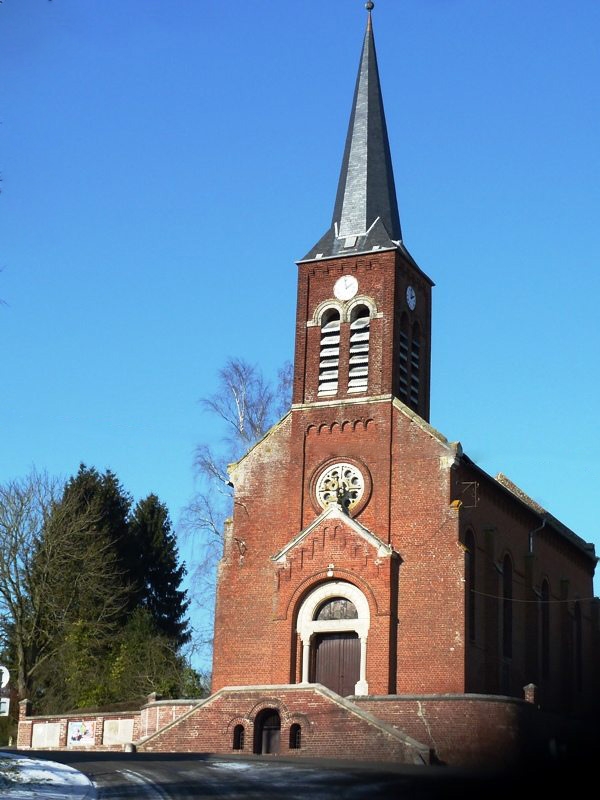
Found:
[296,580,370,695]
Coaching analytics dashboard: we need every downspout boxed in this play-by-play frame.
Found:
[528,517,547,554]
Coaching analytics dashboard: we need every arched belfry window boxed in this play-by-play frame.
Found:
[398,314,409,403]
[574,600,583,692]
[318,309,340,396]
[348,305,370,393]
[409,321,420,408]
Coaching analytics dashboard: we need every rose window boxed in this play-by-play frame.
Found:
[315,462,365,512]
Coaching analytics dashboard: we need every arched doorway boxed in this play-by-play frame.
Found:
[296,581,370,696]
[253,708,281,755]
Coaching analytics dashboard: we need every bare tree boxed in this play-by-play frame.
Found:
[189,357,292,520]
[0,470,60,697]
[181,358,292,657]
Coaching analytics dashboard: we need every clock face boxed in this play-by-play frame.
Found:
[406,285,416,311]
[334,274,358,301]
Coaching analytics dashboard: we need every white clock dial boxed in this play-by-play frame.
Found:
[406,285,416,311]
[334,274,358,301]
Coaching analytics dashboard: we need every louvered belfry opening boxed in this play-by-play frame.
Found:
[318,309,341,396]
[397,314,422,412]
[409,321,420,408]
[348,305,370,393]
[398,313,409,403]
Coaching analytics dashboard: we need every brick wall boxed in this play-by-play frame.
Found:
[456,459,600,716]
[212,398,467,697]
[212,389,599,717]
[354,692,598,769]
[16,697,198,751]
[292,250,432,420]
[354,694,540,768]
[137,685,430,765]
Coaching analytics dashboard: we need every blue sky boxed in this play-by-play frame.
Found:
[2,0,599,659]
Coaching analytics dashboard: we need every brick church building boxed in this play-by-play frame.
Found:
[204,5,599,766]
[17,4,599,770]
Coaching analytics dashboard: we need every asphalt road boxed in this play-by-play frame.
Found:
[19,750,582,800]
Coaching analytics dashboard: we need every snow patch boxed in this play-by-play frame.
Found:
[0,751,94,798]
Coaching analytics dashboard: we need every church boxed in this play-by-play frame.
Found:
[17,4,599,770]
[205,4,599,766]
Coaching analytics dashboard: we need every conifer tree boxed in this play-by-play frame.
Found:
[30,465,132,710]
[26,466,195,711]
[128,494,191,647]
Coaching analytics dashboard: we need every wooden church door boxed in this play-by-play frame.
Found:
[313,632,360,696]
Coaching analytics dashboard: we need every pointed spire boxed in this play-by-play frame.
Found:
[302,3,402,261]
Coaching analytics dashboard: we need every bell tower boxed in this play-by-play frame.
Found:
[292,5,433,421]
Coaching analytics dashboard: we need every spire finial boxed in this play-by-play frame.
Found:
[365,1,375,11]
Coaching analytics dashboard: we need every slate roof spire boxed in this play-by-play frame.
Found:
[302,3,402,261]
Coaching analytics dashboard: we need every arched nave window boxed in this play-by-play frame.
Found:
[540,579,550,680]
[465,530,476,642]
[502,555,513,659]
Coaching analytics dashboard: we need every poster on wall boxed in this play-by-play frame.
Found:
[67,720,95,746]
[32,722,61,749]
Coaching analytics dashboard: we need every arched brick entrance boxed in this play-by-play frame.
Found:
[253,708,281,755]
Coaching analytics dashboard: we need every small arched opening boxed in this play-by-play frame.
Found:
[232,724,245,751]
[253,708,281,755]
[289,723,302,750]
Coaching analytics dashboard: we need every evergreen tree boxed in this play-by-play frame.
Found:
[0,468,130,707]
[30,467,194,711]
[31,465,132,711]
[128,495,191,647]
[62,465,133,605]
[107,608,202,700]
